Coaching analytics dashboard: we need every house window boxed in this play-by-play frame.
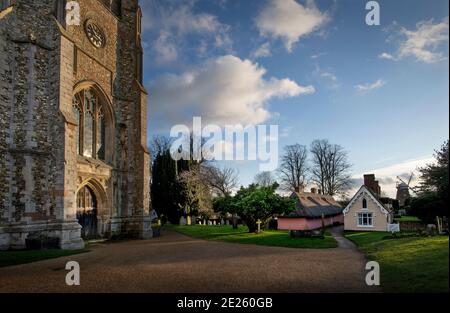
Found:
[358,212,373,227]
[362,198,367,209]
[72,88,107,161]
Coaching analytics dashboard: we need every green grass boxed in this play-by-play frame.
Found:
[165,224,338,249]
[394,216,422,222]
[345,231,449,293]
[0,248,88,268]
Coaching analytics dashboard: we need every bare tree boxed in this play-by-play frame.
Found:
[310,139,352,196]
[150,135,173,159]
[201,165,239,197]
[254,171,276,187]
[278,144,308,192]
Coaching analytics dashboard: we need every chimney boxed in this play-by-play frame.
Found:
[364,174,381,197]
[295,185,304,193]
[310,188,317,194]
[364,174,375,187]
[374,180,381,196]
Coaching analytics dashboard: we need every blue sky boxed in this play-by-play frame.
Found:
[139,0,449,197]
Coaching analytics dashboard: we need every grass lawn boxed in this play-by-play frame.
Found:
[165,224,338,249]
[394,216,422,222]
[0,248,88,268]
[345,231,449,293]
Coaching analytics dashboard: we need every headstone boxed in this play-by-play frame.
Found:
[180,216,187,226]
[426,224,437,236]
[436,216,442,234]
[150,210,158,222]
[256,219,262,234]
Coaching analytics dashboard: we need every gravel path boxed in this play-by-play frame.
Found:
[0,229,379,293]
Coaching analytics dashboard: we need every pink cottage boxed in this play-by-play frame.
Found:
[278,188,344,231]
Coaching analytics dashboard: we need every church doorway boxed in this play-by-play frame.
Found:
[76,186,99,239]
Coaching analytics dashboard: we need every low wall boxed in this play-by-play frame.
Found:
[278,214,343,231]
[399,221,425,232]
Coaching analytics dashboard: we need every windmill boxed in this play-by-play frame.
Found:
[396,173,418,207]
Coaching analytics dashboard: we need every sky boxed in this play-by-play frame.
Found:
[139,0,449,198]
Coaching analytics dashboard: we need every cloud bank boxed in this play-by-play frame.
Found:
[149,55,315,128]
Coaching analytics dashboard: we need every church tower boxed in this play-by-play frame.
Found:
[0,0,152,250]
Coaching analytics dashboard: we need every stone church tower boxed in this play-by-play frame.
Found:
[0,0,152,250]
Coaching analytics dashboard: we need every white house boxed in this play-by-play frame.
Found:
[343,175,393,231]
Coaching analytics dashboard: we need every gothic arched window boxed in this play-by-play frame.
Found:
[72,96,82,155]
[362,198,368,209]
[72,88,107,161]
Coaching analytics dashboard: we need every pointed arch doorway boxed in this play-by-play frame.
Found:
[76,186,99,239]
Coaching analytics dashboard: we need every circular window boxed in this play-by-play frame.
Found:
[84,20,106,48]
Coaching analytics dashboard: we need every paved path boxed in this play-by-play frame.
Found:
[329,225,359,250]
[0,229,378,293]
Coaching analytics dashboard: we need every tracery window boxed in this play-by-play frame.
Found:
[72,88,106,160]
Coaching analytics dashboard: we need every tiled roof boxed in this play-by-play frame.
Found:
[286,192,343,218]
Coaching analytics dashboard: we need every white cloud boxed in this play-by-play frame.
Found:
[355,79,386,93]
[256,0,328,52]
[141,1,233,63]
[319,71,337,82]
[153,31,178,63]
[251,42,272,59]
[351,156,433,198]
[313,65,340,89]
[310,52,327,59]
[381,18,449,63]
[143,1,226,34]
[149,55,315,127]
[378,52,396,60]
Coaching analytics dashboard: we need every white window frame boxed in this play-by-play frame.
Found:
[357,212,374,227]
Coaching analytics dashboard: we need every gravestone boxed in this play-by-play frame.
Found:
[426,224,437,236]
